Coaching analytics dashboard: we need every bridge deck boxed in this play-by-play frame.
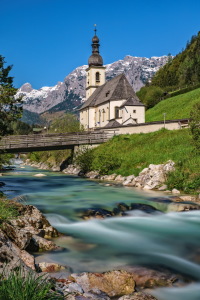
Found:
[0,131,115,153]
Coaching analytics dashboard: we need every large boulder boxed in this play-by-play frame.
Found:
[9,203,59,238]
[0,229,35,273]
[134,160,175,190]
[2,222,32,250]
[70,270,135,297]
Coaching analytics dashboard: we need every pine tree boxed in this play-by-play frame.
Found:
[0,55,22,136]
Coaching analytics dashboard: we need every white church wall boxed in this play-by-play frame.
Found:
[122,106,145,124]
[109,100,125,122]
[80,109,88,129]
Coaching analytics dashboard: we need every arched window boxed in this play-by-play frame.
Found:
[98,110,101,123]
[96,72,100,82]
[102,109,105,122]
[115,106,120,119]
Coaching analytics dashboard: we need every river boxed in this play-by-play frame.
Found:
[1,163,200,300]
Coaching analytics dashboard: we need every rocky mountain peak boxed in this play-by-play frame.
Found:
[20,83,33,93]
[18,55,169,115]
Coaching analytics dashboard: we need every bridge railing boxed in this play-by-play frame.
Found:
[0,130,116,152]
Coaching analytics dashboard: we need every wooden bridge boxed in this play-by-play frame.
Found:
[0,131,115,153]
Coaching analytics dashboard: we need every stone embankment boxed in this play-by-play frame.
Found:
[62,160,175,191]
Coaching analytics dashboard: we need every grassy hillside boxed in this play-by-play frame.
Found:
[145,87,200,122]
[78,129,200,193]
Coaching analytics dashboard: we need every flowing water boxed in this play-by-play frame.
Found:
[1,162,200,300]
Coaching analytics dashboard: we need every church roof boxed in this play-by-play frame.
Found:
[80,74,143,110]
[120,96,145,107]
[104,119,121,128]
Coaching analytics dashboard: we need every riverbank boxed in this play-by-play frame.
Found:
[23,158,200,203]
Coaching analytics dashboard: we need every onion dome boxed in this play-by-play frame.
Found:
[92,35,99,43]
[88,53,103,67]
[88,26,103,67]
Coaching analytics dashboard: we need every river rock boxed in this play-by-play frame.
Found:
[65,282,84,294]
[82,208,114,220]
[122,266,177,288]
[134,160,175,190]
[158,184,168,191]
[63,164,81,175]
[123,175,135,186]
[129,203,158,214]
[83,289,110,300]
[34,173,47,177]
[70,270,135,297]
[20,250,35,270]
[37,262,66,273]
[172,188,180,194]
[100,174,117,180]
[115,175,126,182]
[179,195,197,202]
[27,235,60,252]
[2,222,32,250]
[52,167,60,172]
[0,229,34,274]
[118,292,157,300]
[167,202,200,212]
[85,171,100,179]
[9,204,59,238]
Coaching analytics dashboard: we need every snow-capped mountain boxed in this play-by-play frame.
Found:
[17,55,169,114]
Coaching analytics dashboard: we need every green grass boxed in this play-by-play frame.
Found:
[0,198,19,224]
[87,129,200,193]
[145,87,200,122]
[0,267,64,300]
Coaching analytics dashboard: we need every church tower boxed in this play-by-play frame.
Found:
[86,26,106,100]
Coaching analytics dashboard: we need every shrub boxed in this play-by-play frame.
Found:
[0,267,64,300]
[166,170,189,191]
[74,146,94,173]
[92,151,122,175]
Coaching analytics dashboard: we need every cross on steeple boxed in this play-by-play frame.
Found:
[94,24,97,35]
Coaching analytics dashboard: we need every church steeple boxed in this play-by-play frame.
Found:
[88,25,103,67]
[86,26,106,100]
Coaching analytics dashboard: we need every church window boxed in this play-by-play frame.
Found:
[96,72,100,82]
[98,110,101,123]
[102,109,105,122]
[106,107,109,120]
[133,110,136,113]
[115,106,120,119]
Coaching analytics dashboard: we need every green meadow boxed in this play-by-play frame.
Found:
[145,87,200,122]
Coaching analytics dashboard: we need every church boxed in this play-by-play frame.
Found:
[79,29,145,129]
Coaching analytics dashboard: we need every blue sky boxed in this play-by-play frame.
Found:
[1,0,200,89]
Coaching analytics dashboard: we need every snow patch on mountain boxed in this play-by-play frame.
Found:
[17,55,169,114]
